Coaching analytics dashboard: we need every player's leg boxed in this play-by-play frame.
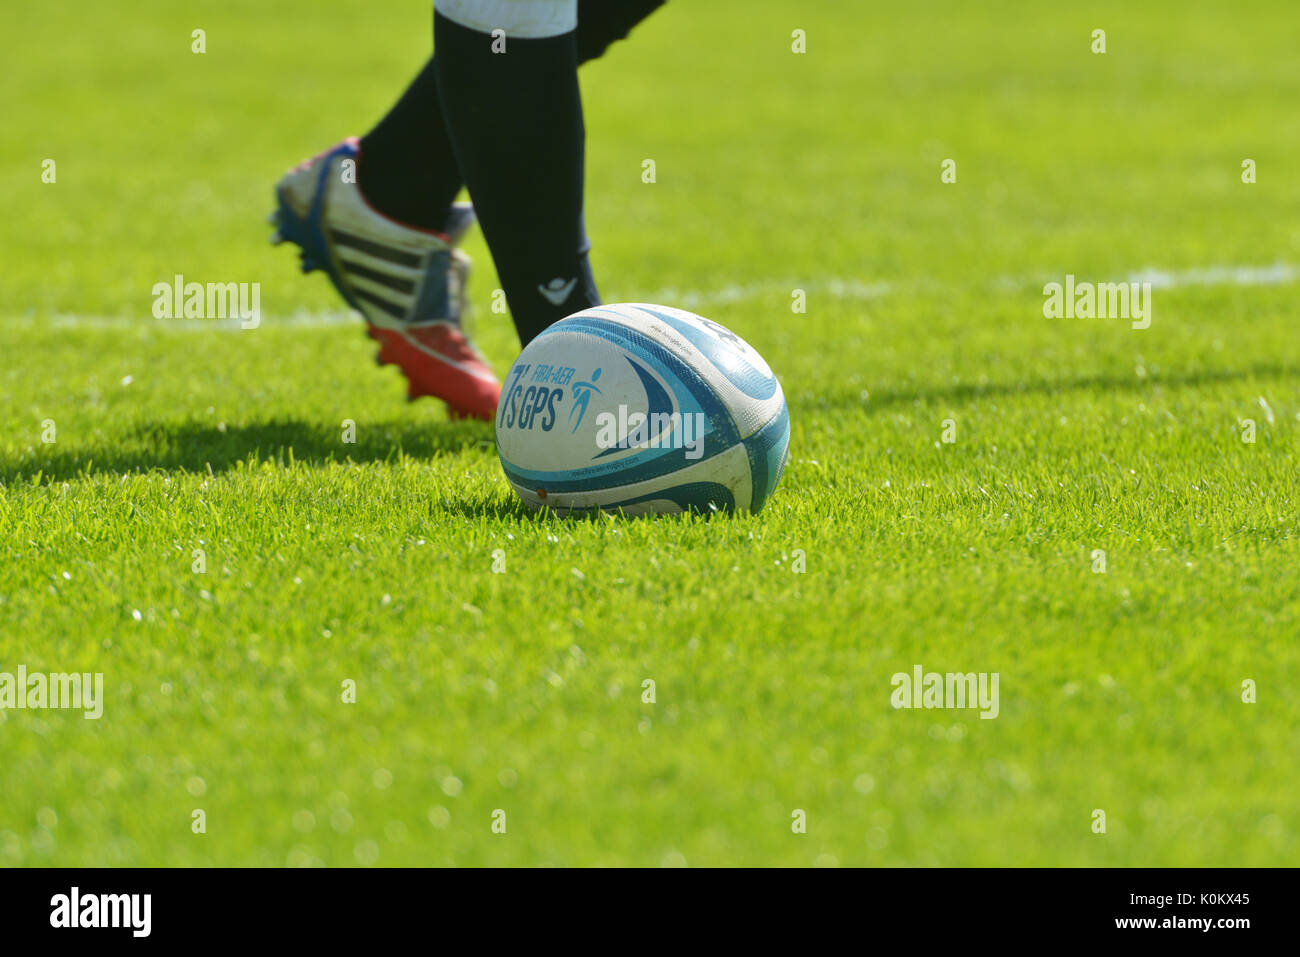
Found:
[359,0,665,235]
[270,1,664,419]
[433,0,591,347]
[575,0,665,62]
[354,61,464,235]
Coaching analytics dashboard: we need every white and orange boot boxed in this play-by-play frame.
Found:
[270,138,500,420]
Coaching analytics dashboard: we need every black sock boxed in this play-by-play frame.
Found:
[357,59,462,234]
[434,11,596,345]
[576,0,665,62]
[357,0,663,241]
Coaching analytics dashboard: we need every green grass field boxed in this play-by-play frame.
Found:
[2,0,1298,866]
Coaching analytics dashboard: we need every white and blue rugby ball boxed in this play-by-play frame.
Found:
[495,303,789,515]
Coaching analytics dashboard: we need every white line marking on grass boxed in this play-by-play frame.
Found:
[14,262,1297,330]
[34,310,360,331]
[1125,262,1300,289]
[624,277,892,309]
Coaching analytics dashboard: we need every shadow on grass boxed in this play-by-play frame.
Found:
[2,417,497,485]
[814,362,1300,413]
[3,418,726,522]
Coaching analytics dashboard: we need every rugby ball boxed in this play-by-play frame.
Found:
[494,303,789,515]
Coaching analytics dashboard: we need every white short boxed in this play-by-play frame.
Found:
[437,0,577,38]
